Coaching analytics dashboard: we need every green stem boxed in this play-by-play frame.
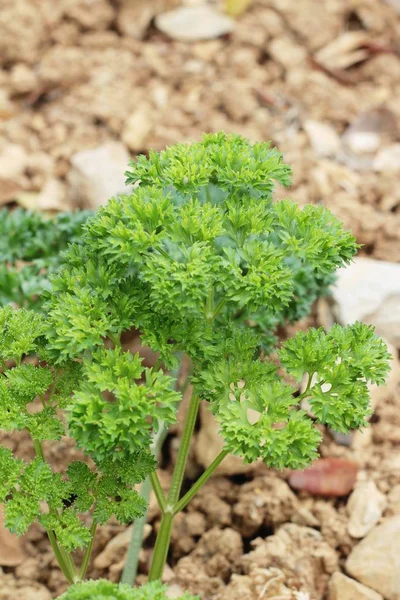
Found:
[120,478,152,586]
[173,449,228,515]
[148,512,174,583]
[33,438,78,583]
[121,423,169,586]
[148,392,201,581]
[79,521,97,580]
[47,529,75,584]
[149,472,166,513]
[167,393,201,506]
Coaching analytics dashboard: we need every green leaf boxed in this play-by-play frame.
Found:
[0,447,24,502]
[56,579,199,600]
[40,509,92,552]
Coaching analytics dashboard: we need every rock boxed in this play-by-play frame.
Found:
[303,120,342,158]
[289,458,358,497]
[0,510,25,566]
[328,572,383,600]
[333,257,400,348]
[64,0,115,30]
[195,403,250,476]
[241,523,338,599]
[0,0,46,65]
[9,63,38,95]
[0,570,51,600]
[122,108,153,152]
[155,5,234,42]
[345,515,400,599]
[0,144,27,180]
[218,567,293,599]
[94,524,151,569]
[342,108,397,156]
[373,143,400,171]
[0,180,21,205]
[34,178,69,211]
[68,142,131,208]
[117,0,175,40]
[347,480,387,538]
[233,475,299,537]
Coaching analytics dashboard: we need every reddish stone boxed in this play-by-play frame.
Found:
[288,458,359,497]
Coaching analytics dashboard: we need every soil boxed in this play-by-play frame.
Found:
[1,0,400,599]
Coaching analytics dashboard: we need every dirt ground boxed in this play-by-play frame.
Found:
[1,0,400,598]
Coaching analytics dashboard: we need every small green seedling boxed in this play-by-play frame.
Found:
[0,133,391,598]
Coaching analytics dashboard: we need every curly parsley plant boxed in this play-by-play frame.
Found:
[11,133,390,589]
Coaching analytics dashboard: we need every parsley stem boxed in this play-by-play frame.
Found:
[32,438,77,584]
[148,391,201,581]
[149,472,167,513]
[173,448,228,515]
[47,529,75,584]
[79,520,97,580]
[120,477,152,586]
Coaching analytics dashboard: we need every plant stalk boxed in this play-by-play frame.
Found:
[148,392,201,581]
[120,477,152,586]
[79,520,97,580]
[173,449,229,515]
[121,423,169,586]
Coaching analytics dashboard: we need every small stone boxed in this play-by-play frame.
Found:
[117,0,174,40]
[346,515,400,599]
[9,63,38,95]
[333,257,400,348]
[122,108,153,152]
[35,178,68,211]
[373,143,400,171]
[0,144,27,180]
[342,108,397,155]
[289,458,358,497]
[347,480,387,538]
[156,5,234,42]
[303,120,342,158]
[68,142,131,208]
[328,572,383,600]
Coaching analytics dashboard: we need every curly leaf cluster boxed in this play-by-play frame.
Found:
[278,322,392,432]
[196,327,321,469]
[0,307,153,549]
[48,132,358,366]
[69,346,181,462]
[0,208,91,309]
[57,580,198,600]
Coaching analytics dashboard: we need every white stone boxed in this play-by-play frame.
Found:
[304,120,341,158]
[156,5,234,42]
[329,572,383,600]
[373,143,400,171]
[332,257,400,348]
[344,131,381,155]
[68,142,131,208]
[345,515,400,599]
[347,480,387,538]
